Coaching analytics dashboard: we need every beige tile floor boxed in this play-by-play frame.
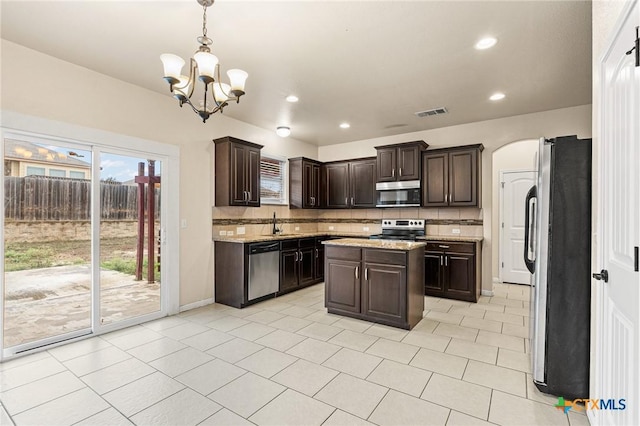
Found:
[0,283,590,426]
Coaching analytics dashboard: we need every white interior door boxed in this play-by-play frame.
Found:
[595,1,639,425]
[500,171,536,284]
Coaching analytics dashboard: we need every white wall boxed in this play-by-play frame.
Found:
[0,40,318,308]
[491,139,539,282]
[319,106,592,293]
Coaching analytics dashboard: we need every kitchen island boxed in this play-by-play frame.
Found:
[323,238,425,330]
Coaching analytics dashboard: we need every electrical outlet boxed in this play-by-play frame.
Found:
[295,226,300,231]
[363,226,370,231]
[227,231,234,236]
[237,227,245,235]
[329,226,335,231]
[452,228,461,234]
[219,230,227,236]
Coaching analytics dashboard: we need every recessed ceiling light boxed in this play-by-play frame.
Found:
[276,126,291,137]
[475,37,497,50]
[489,92,506,101]
[285,95,299,103]
[339,123,350,129]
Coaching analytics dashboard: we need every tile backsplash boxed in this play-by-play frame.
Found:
[212,205,483,238]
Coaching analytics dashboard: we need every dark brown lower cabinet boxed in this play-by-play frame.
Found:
[325,244,424,329]
[424,241,481,302]
[280,238,317,293]
[325,258,361,313]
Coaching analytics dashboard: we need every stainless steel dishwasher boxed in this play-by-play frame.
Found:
[248,241,280,301]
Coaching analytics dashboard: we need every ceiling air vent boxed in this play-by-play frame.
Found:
[414,107,448,118]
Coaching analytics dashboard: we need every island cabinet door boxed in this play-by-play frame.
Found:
[362,262,407,324]
[325,259,361,313]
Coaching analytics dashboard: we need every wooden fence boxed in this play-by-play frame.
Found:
[4,176,160,221]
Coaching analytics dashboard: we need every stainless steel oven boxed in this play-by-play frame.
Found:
[375,180,421,207]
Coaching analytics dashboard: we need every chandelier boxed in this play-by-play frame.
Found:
[160,0,248,123]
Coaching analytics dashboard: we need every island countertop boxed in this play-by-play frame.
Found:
[322,238,426,251]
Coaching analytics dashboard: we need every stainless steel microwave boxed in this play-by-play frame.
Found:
[375,180,421,207]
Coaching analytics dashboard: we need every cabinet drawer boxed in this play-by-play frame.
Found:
[281,239,299,251]
[425,241,475,254]
[364,249,406,266]
[299,238,316,249]
[326,246,361,261]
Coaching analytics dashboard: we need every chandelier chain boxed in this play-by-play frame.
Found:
[202,2,208,38]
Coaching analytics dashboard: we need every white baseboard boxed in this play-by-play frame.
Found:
[481,289,494,297]
[179,298,214,313]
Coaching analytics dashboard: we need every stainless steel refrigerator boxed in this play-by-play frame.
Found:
[523,135,591,400]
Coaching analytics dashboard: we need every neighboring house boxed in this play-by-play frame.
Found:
[3,138,90,179]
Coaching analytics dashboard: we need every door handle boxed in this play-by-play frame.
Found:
[299,251,303,262]
[438,245,450,249]
[355,266,359,280]
[345,197,348,205]
[392,168,395,178]
[247,191,251,201]
[592,269,609,283]
[316,248,319,258]
[523,185,537,274]
[351,197,354,206]
[399,168,402,177]
[444,256,448,267]
[440,255,443,266]
[294,251,298,262]
[365,267,368,281]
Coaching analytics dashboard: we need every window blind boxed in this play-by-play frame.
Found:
[260,156,286,204]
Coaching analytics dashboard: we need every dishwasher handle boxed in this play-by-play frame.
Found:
[249,242,280,254]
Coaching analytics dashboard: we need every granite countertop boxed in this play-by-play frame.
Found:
[418,235,484,242]
[212,232,372,243]
[213,233,483,244]
[322,238,426,251]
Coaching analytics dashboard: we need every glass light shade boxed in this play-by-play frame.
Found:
[194,51,219,80]
[160,54,185,80]
[213,83,231,103]
[173,75,192,100]
[227,69,248,92]
[276,126,291,137]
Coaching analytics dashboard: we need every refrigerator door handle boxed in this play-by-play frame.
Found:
[523,185,537,274]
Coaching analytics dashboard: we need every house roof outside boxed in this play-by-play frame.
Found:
[4,139,91,169]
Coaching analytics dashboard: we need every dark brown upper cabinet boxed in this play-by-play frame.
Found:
[214,136,263,207]
[289,157,322,209]
[323,158,376,208]
[375,141,428,182]
[422,144,483,208]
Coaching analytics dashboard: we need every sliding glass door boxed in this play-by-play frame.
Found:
[99,152,162,325]
[3,139,93,349]
[2,135,169,356]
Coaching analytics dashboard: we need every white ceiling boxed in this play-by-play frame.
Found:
[1,0,592,146]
